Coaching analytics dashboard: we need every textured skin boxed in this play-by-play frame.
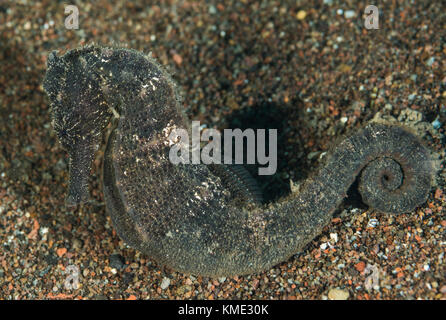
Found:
[43,45,434,276]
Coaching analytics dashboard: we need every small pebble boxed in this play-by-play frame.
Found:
[330,233,338,243]
[328,288,350,300]
[109,253,125,270]
[367,218,379,228]
[432,118,441,129]
[72,238,83,250]
[426,57,435,67]
[161,277,171,290]
[296,10,307,20]
[344,10,356,19]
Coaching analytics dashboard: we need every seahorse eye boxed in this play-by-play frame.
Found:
[44,47,114,206]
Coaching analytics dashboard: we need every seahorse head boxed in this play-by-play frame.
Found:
[43,47,113,205]
[43,47,112,148]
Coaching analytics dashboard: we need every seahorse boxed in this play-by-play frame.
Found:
[43,45,434,277]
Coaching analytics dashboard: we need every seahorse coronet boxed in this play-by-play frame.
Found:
[43,45,434,277]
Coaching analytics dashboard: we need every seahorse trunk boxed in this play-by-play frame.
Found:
[44,45,433,277]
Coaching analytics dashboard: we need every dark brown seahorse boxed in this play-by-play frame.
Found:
[43,45,434,276]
